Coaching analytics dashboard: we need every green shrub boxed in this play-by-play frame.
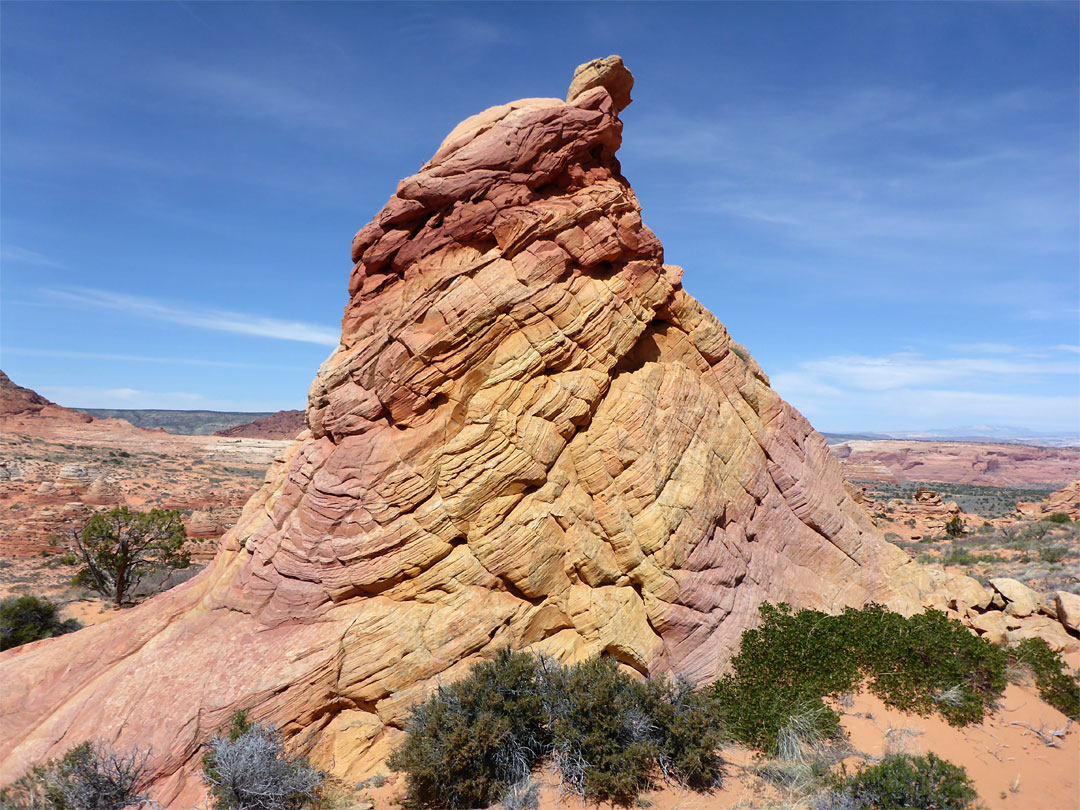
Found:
[390,651,723,809]
[710,604,1008,754]
[944,516,964,538]
[1044,512,1071,524]
[544,656,655,804]
[636,677,724,791]
[0,741,149,810]
[0,595,81,651]
[389,649,547,810]
[1039,545,1068,564]
[942,547,978,566]
[825,753,977,810]
[1009,638,1080,720]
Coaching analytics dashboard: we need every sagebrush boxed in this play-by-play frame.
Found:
[0,741,149,810]
[202,711,324,810]
[389,649,722,809]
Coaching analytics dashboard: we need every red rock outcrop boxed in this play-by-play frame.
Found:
[214,410,306,440]
[830,439,1080,488]
[1015,479,1080,521]
[0,370,92,426]
[0,58,974,802]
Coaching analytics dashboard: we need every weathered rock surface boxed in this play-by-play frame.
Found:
[1016,479,1080,521]
[0,60,1067,804]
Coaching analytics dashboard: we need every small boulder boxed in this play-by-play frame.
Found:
[968,611,1008,645]
[1054,591,1080,633]
[942,575,992,612]
[1008,616,1079,653]
[989,577,1038,618]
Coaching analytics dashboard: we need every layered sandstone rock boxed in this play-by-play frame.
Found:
[0,59,1026,803]
[1016,479,1080,521]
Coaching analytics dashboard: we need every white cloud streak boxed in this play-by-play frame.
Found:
[3,347,313,371]
[770,348,1080,435]
[44,287,339,346]
[2,245,64,268]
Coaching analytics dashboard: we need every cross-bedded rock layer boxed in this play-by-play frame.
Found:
[0,58,928,803]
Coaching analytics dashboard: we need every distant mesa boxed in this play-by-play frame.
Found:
[213,410,306,440]
[75,408,286,436]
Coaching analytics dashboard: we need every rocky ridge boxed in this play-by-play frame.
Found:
[1016,479,1080,521]
[830,439,1080,487]
[213,410,306,440]
[0,59,1075,803]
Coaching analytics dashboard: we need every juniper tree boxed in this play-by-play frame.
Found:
[68,507,191,607]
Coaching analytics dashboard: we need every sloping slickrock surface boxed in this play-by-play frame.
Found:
[0,58,931,803]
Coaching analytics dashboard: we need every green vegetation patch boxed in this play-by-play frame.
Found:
[389,649,722,809]
[710,604,1008,754]
[816,753,977,810]
[0,595,81,651]
[1009,638,1080,720]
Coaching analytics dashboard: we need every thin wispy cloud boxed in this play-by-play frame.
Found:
[625,86,1078,260]
[44,287,339,346]
[37,384,276,411]
[787,352,1078,392]
[40,385,206,408]
[162,63,349,131]
[1,245,64,268]
[771,348,1080,435]
[3,347,312,371]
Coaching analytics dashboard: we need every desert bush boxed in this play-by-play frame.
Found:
[1008,638,1080,720]
[202,711,324,810]
[0,741,149,810]
[390,650,723,809]
[1044,512,1071,524]
[0,595,81,651]
[389,649,547,810]
[68,507,191,607]
[944,515,965,538]
[1039,545,1069,564]
[542,655,656,804]
[823,753,977,810]
[710,604,1008,753]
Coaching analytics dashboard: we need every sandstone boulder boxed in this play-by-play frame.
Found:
[968,611,1007,646]
[1007,616,1078,653]
[941,575,992,613]
[989,577,1039,618]
[1054,590,1080,633]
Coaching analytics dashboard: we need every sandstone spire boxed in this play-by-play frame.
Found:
[0,60,923,804]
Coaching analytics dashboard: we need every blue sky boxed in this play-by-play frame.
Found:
[2,2,1077,435]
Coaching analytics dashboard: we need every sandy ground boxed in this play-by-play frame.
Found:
[347,680,1079,810]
